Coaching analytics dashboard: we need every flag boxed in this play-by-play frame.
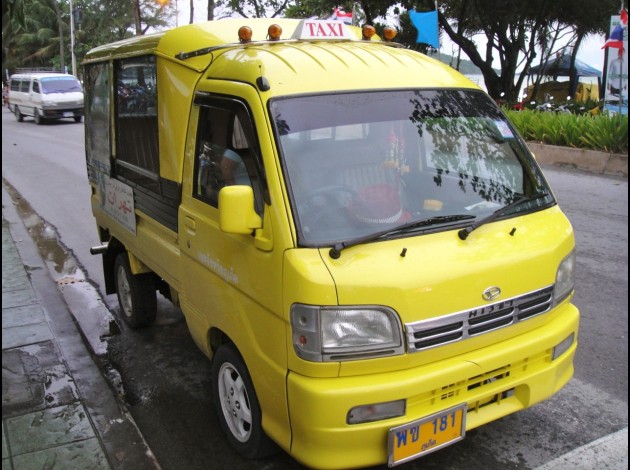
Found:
[602,7,628,49]
[332,7,353,25]
[408,10,439,49]
[602,23,625,49]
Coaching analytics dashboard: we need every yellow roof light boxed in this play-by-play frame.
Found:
[238,26,253,43]
[362,25,376,40]
[268,24,282,41]
[383,27,397,42]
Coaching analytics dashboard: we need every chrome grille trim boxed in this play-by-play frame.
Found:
[406,285,554,352]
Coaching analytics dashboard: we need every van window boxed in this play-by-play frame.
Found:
[193,101,264,213]
[9,79,20,92]
[40,76,82,93]
[32,81,41,94]
[271,89,554,246]
[113,55,159,190]
[20,80,30,92]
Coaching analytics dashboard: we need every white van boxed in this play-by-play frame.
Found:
[8,72,84,124]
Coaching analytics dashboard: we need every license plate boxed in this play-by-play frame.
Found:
[63,112,73,117]
[387,404,466,467]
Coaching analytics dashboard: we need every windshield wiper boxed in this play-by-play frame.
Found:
[329,214,475,259]
[458,193,548,240]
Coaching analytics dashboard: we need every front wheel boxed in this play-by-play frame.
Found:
[14,105,23,122]
[34,108,43,125]
[74,115,82,123]
[114,253,157,327]
[212,343,278,459]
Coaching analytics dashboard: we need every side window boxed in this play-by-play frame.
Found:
[20,80,30,92]
[10,80,20,91]
[84,63,111,177]
[32,81,40,94]
[113,55,159,191]
[193,102,264,213]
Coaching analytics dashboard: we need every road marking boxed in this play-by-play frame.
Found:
[536,427,628,470]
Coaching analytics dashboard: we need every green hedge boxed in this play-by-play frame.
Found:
[504,109,628,155]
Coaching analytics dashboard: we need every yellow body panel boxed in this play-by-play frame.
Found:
[83,18,579,470]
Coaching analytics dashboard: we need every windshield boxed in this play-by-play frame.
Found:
[271,89,554,246]
[41,77,82,93]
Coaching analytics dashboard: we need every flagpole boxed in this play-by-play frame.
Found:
[435,0,439,55]
[617,0,624,116]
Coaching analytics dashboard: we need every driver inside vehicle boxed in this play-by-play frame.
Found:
[198,142,250,201]
[220,147,250,186]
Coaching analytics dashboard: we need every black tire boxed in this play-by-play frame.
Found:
[114,253,157,328]
[14,105,23,122]
[212,343,278,459]
[34,108,42,125]
[74,115,82,123]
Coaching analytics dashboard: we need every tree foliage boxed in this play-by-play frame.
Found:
[403,0,621,101]
[3,0,622,101]
[2,0,173,78]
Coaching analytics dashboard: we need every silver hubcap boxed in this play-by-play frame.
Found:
[116,265,132,318]
[218,363,252,443]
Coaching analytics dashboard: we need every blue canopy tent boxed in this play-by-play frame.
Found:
[527,54,602,101]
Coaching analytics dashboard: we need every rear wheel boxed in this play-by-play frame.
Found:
[114,253,157,327]
[14,106,23,122]
[74,115,82,123]
[212,343,278,459]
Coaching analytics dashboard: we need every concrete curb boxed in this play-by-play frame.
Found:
[528,142,628,178]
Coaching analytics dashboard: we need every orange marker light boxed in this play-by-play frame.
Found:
[268,24,282,41]
[362,25,376,40]
[238,26,253,43]
[383,27,397,42]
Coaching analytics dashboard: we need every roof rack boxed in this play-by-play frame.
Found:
[13,67,64,74]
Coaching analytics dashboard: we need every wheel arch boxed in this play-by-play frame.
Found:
[209,327,233,358]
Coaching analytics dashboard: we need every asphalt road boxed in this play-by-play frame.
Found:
[2,108,627,470]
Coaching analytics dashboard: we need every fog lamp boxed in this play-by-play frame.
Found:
[347,399,405,424]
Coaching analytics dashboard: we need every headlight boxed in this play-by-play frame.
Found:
[291,304,404,362]
[554,251,575,304]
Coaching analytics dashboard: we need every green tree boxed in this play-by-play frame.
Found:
[217,0,292,18]
[3,0,173,78]
[3,0,66,73]
[404,0,620,101]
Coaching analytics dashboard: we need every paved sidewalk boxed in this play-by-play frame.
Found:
[2,209,160,469]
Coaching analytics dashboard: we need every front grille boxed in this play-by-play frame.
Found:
[406,286,554,352]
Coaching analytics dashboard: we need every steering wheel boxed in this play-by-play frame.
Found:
[303,185,357,209]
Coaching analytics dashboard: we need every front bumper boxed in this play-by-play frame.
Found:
[287,303,579,469]
[42,107,83,119]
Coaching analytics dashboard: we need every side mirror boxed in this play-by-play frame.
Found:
[219,185,262,234]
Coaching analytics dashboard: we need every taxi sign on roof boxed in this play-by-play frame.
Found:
[292,19,354,41]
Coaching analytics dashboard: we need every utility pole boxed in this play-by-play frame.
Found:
[70,0,77,76]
